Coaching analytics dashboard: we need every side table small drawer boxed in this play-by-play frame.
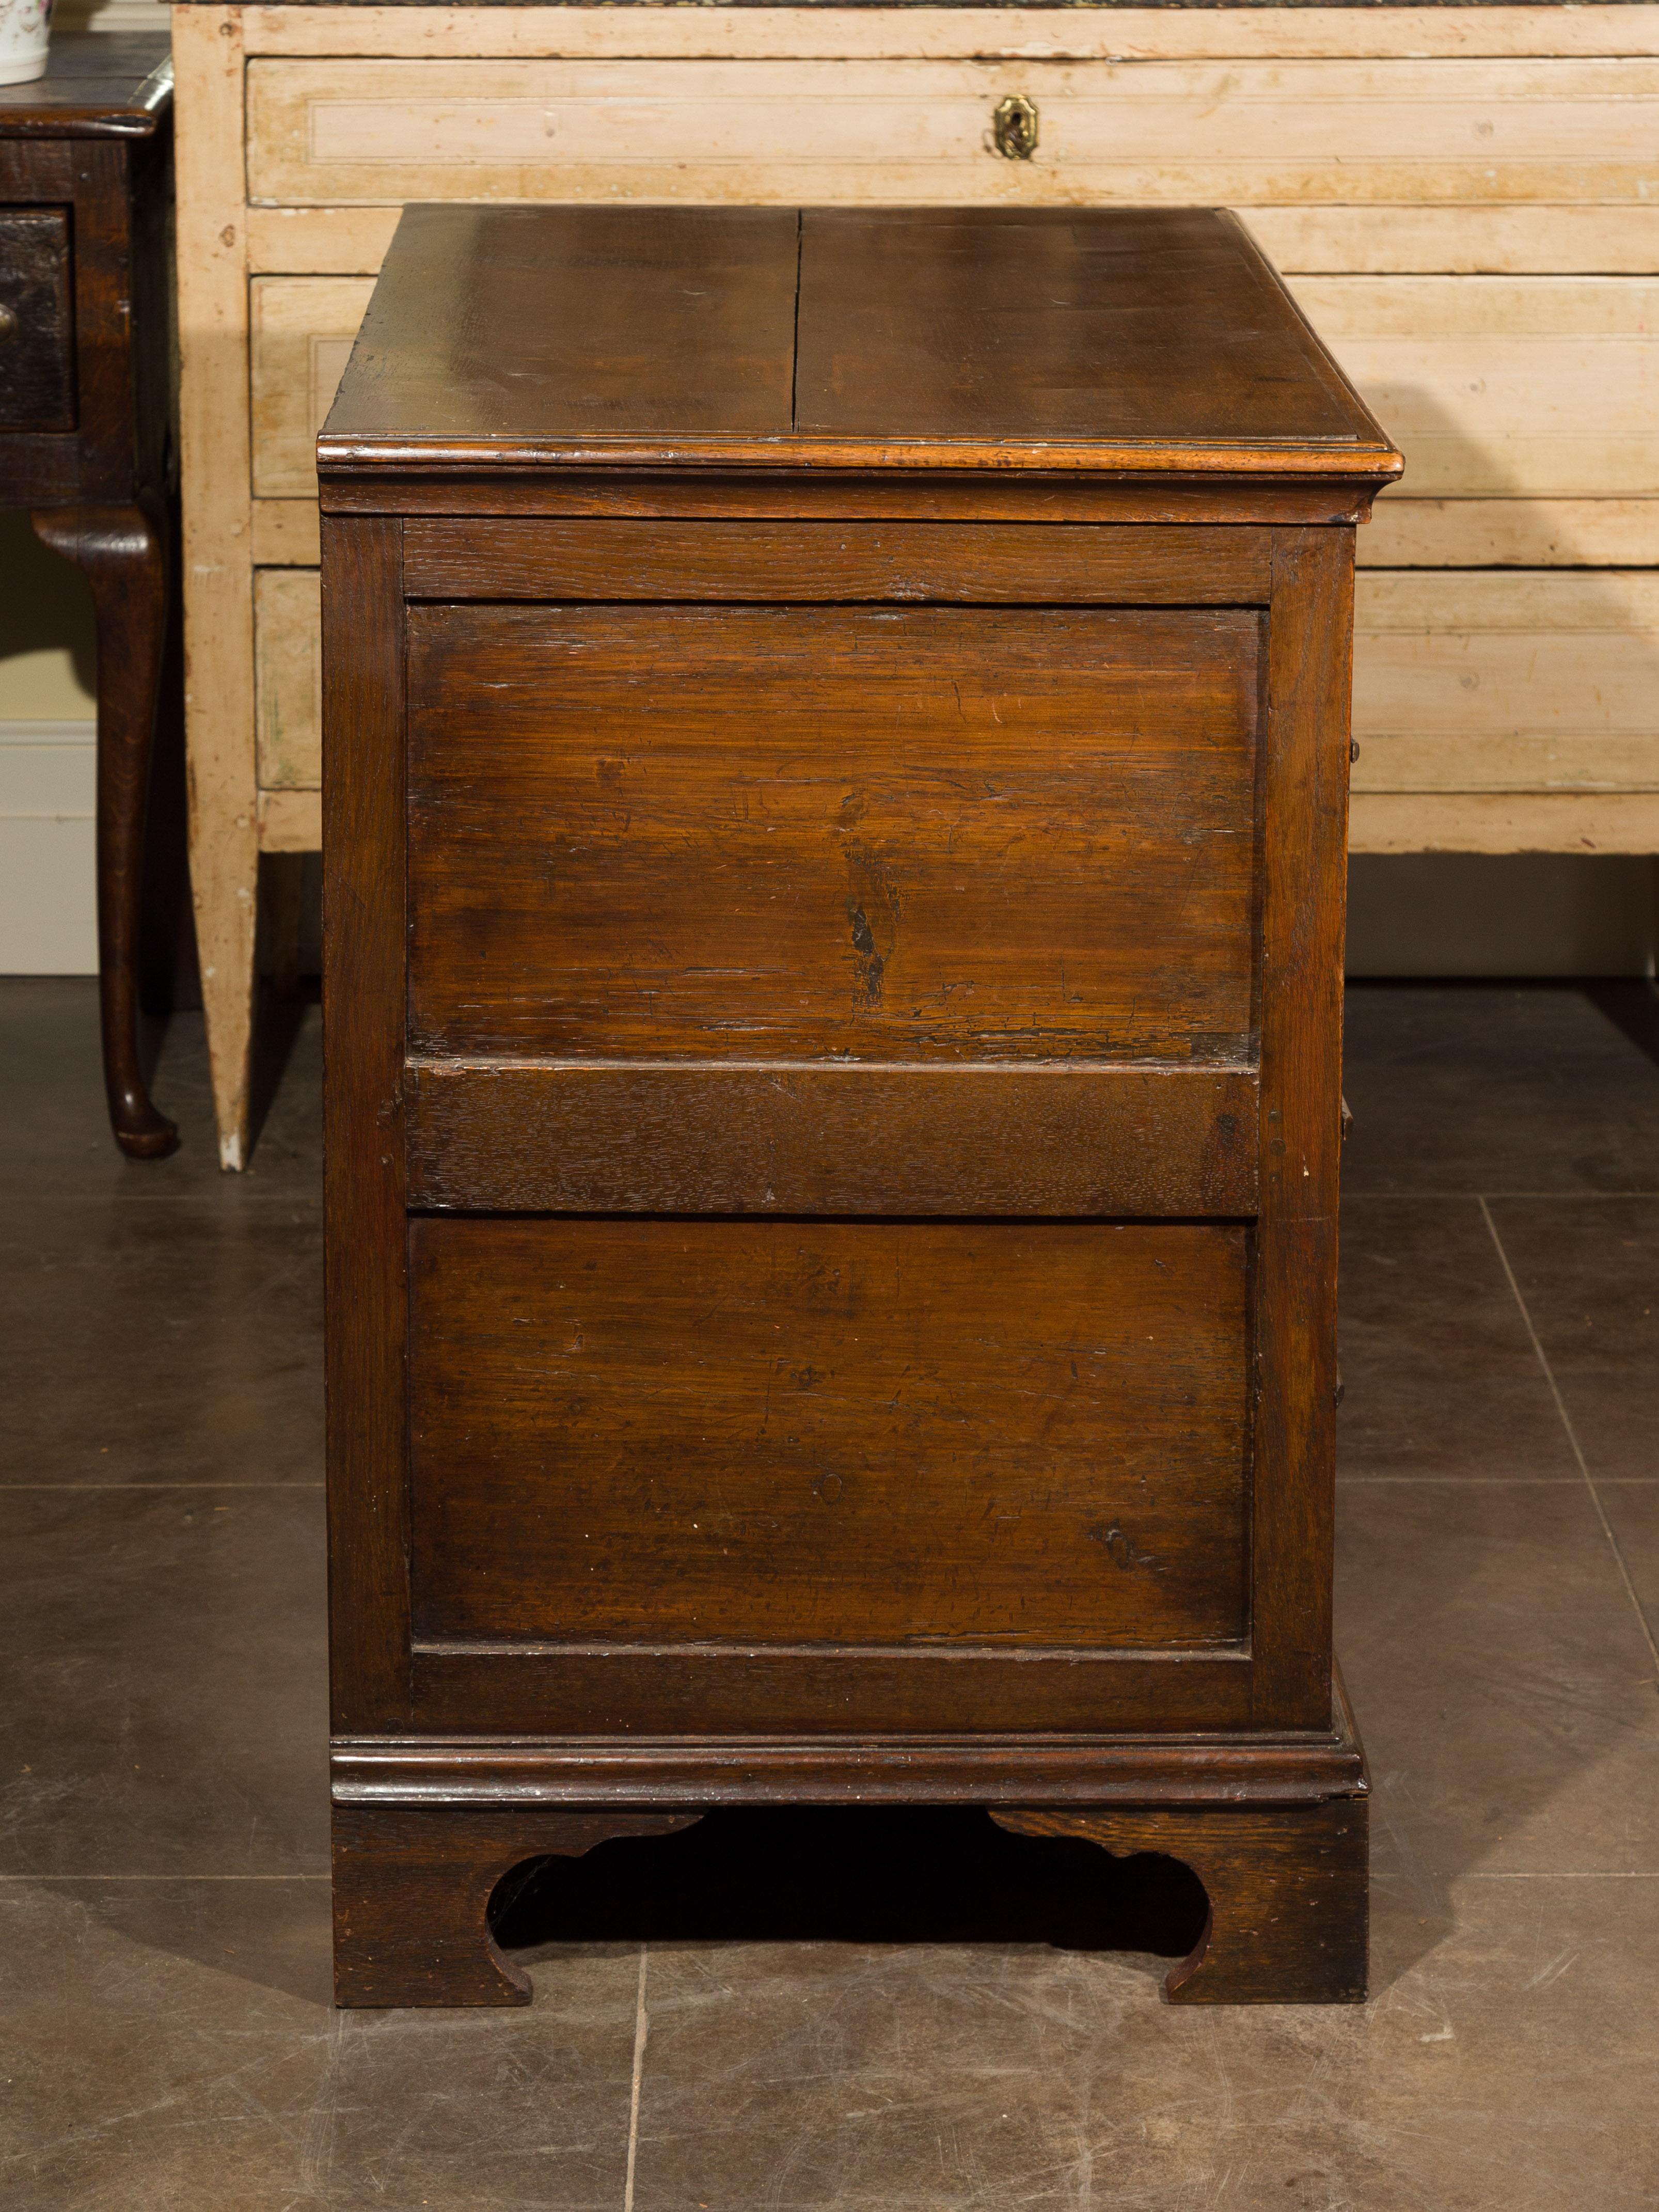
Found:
[0,208,74,431]
[250,276,375,497]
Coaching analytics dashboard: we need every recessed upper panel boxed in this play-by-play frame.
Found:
[320,202,1399,477]
[405,603,1260,1064]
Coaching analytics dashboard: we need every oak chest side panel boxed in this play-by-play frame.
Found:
[409,1215,1253,1653]
[405,601,1264,1066]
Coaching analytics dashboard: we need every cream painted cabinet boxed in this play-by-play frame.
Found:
[175,2,1659,1167]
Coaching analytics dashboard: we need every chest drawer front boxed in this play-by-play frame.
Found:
[254,566,321,790]
[248,56,1658,208]
[251,275,375,498]
[1299,276,1659,500]
[409,1216,1250,1653]
[406,602,1261,1065]
[0,208,74,432]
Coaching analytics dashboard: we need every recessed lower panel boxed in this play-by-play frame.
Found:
[409,1215,1250,1651]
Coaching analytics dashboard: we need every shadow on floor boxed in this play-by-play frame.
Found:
[247,981,318,1163]
[494,1807,1209,1970]
[1586,979,1659,1072]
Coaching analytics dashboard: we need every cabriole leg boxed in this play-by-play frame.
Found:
[32,502,177,1160]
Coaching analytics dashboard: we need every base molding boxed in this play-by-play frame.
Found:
[330,1678,1368,2009]
[332,1676,1367,1813]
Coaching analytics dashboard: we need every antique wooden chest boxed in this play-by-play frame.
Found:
[319,202,1401,2008]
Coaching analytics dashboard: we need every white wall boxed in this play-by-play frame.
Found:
[0,516,98,972]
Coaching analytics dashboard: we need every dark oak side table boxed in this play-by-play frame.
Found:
[3,34,176,1157]
[320,204,1402,2009]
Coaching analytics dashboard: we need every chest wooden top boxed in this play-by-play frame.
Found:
[319,203,1401,483]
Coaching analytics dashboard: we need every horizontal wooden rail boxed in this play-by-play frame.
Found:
[406,1058,1258,1215]
[402,1645,1256,1736]
[400,518,1273,602]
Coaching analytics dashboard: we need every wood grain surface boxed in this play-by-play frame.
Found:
[408,1216,1252,1651]
[321,516,410,1732]
[0,31,170,134]
[319,204,1398,482]
[175,3,261,1167]
[5,38,178,1159]
[0,210,75,432]
[404,1060,1258,1217]
[1249,527,1351,1728]
[251,53,1659,213]
[331,1710,1367,1810]
[317,204,1376,2004]
[236,10,1659,65]
[401,518,1273,605]
[253,566,320,791]
[250,274,375,498]
[794,208,1368,448]
[404,1642,1256,1739]
[321,203,799,448]
[994,1796,1368,2003]
[406,603,1261,1064]
[333,1803,702,2006]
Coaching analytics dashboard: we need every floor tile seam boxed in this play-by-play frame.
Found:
[1336,1477,1588,1486]
[10,1190,321,1205]
[0,1483,325,1491]
[1480,1192,1659,1208]
[623,1946,648,2212]
[1478,1195,1659,1682]
[1342,1190,1659,1202]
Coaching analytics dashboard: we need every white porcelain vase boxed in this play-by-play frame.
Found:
[0,0,52,86]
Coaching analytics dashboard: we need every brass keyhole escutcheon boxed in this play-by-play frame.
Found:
[992,94,1039,161]
[0,304,17,339]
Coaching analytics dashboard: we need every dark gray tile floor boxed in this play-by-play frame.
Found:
[4,976,1658,2210]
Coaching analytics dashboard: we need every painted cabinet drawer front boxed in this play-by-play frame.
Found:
[250,275,374,498]
[254,567,320,790]
[0,207,74,431]
[245,57,1659,208]
[1251,206,1659,278]
[1293,277,1659,500]
[1353,570,1659,795]
[405,602,1261,1064]
[409,1216,1251,1651]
